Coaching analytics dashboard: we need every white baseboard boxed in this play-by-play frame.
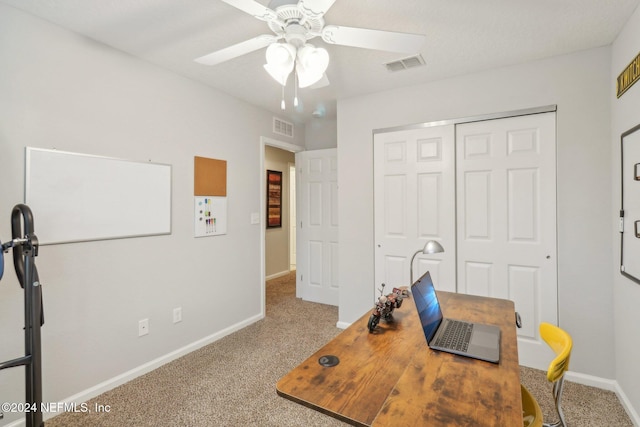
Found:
[564,372,639,426]
[616,385,640,427]
[336,321,351,330]
[565,371,619,391]
[31,313,262,425]
[265,270,291,281]
[619,391,640,427]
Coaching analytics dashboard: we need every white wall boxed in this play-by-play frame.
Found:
[0,4,304,425]
[612,4,640,420]
[337,47,614,379]
[305,117,337,150]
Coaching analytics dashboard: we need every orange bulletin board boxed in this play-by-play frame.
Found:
[194,156,227,196]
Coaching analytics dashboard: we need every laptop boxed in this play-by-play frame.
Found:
[411,271,501,363]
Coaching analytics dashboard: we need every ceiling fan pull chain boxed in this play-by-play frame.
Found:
[294,73,299,107]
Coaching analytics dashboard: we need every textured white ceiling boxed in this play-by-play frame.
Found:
[2,0,638,124]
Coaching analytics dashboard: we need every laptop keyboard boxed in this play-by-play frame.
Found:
[434,320,473,352]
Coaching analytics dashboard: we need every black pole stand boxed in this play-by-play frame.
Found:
[0,204,44,427]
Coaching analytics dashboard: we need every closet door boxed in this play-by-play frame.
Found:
[373,125,456,294]
[456,112,557,369]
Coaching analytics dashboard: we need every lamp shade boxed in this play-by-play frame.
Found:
[264,42,296,86]
[297,44,329,73]
[295,65,323,88]
[422,240,444,254]
[264,63,292,86]
[410,240,445,285]
[266,42,296,67]
[296,44,329,88]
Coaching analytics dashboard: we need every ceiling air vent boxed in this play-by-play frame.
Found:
[273,117,294,138]
[384,54,426,72]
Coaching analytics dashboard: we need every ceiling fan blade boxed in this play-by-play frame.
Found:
[221,0,277,21]
[298,0,337,18]
[195,35,278,66]
[321,25,425,54]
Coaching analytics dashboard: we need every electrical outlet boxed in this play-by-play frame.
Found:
[173,307,182,324]
[138,318,149,336]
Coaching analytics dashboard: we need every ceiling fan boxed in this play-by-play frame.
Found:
[195,0,426,94]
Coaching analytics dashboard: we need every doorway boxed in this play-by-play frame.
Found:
[260,137,303,318]
[264,145,297,280]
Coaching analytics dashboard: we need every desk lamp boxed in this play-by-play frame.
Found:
[410,240,444,285]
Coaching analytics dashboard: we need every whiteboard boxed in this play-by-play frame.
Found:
[194,196,228,237]
[25,147,172,245]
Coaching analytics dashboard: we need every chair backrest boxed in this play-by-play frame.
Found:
[540,322,572,383]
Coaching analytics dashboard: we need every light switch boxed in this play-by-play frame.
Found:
[251,212,260,224]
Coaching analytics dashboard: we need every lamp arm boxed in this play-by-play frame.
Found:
[409,249,423,286]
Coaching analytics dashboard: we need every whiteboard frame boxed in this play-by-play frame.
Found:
[24,147,173,245]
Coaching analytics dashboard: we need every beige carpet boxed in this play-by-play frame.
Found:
[46,271,633,426]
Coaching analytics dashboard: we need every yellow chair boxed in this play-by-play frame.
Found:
[521,384,543,427]
[522,322,573,427]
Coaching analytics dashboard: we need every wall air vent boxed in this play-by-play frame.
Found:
[273,117,294,138]
[384,54,426,72]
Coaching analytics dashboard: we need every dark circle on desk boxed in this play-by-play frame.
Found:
[318,355,339,367]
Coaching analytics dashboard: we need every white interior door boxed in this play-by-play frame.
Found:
[295,149,339,306]
[456,112,557,369]
[289,163,296,269]
[374,125,456,295]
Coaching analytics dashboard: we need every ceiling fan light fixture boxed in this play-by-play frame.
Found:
[296,65,323,88]
[297,44,329,75]
[295,44,329,88]
[264,63,292,86]
[266,42,295,65]
[265,42,296,85]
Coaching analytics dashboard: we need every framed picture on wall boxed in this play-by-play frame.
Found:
[267,170,282,228]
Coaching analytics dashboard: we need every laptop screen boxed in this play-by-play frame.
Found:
[411,271,444,343]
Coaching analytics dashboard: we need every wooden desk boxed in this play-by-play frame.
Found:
[276,291,522,427]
